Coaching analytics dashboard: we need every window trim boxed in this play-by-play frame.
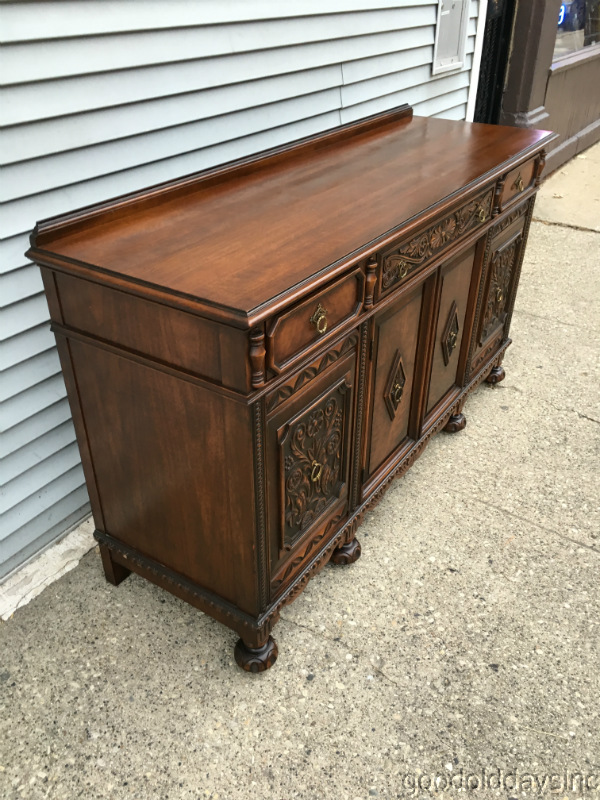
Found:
[432,0,471,76]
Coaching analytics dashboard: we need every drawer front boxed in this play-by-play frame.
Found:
[499,157,536,210]
[267,268,364,373]
[426,244,478,416]
[379,186,494,297]
[265,342,357,597]
[366,283,424,481]
[467,201,531,379]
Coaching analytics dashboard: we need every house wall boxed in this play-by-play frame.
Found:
[0,0,481,579]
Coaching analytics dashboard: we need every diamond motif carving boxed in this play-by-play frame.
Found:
[384,350,406,421]
[441,301,460,366]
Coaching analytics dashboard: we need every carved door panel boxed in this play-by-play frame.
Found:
[466,203,530,380]
[265,343,357,596]
[364,282,425,489]
[425,244,477,418]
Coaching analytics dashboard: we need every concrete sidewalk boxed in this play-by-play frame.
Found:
[1,146,599,800]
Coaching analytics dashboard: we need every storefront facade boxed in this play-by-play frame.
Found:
[498,0,600,173]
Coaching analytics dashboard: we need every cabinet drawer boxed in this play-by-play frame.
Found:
[499,157,536,210]
[266,268,364,373]
[378,186,494,297]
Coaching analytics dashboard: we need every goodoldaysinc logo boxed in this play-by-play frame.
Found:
[400,769,599,795]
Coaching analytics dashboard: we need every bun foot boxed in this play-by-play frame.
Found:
[486,365,505,384]
[444,413,467,433]
[234,636,278,673]
[330,537,361,565]
[99,543,131,586]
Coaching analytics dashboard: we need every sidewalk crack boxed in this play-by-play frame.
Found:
[514,308,583,330]
[453,493,600,557]
[575,410,600,425]
[532,217,599,234]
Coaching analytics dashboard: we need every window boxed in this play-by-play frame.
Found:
[432,0,470,75]
[554,0,600,59]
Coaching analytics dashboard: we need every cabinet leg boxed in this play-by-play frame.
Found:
[234,635,278,673]
[486,365,506,384]
[99,543,131,586]
[330,536,362,565]
[444,412,467,433]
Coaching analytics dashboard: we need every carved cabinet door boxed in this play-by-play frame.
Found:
[264,340,357,598]
[362,281,426,495]
[424,243,479,423]
[466,201,531,381]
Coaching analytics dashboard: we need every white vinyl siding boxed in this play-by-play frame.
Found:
[0,0,480,579]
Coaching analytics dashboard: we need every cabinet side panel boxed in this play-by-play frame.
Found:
[54,272,249,391]
[67,338,258,613]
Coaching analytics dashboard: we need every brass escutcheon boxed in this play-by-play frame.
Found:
[398,260,409,279]
[513,173,524,193]
[310,303,328,335]
[310,460,323,482]
[392,383,404,404]
[478,208,487,222]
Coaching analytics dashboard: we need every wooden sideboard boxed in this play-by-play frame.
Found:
[29,106,555,672]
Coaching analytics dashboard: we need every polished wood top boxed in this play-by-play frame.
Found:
[30,110,553,320]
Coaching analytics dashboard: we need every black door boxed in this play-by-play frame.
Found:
[474,0,517,124]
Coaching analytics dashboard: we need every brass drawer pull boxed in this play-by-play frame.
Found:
[392,382,404,404]
[398,260,409,279]
[478,207,487,222]
[309,303,328,335]
[310,460,323,482]
[513,173,524,193]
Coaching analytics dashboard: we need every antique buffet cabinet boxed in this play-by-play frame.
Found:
[29,106,554,671]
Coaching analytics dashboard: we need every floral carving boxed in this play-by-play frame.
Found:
[382,188,493,291]
[266,332,358,414]
[480,234,521,343]
[281,386,347,549]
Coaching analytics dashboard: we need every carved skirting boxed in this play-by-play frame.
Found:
[94,529,274,643]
